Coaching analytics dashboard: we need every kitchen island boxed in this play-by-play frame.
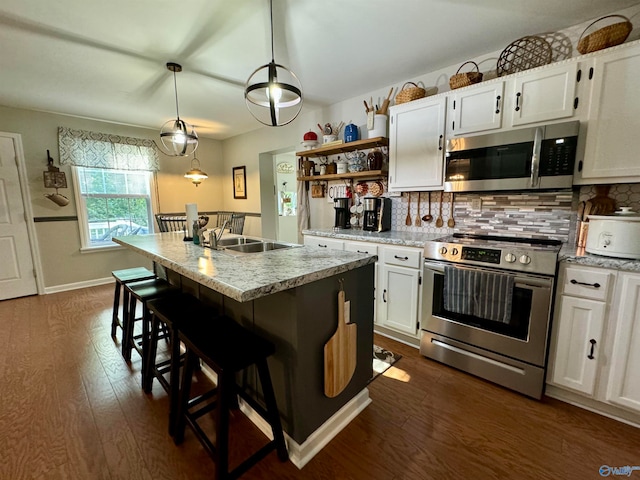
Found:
[113,232,376,468]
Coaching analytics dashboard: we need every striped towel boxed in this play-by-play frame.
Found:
[443,266,515,324]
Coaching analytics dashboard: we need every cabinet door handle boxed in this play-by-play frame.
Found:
[515,92,521,112]
[382,289,387,303]
[587,339,596,360]
[570,279,601,288]
[438,134,444,151]
[495,95,501,114]
[318,244,327,248]
[394,255,409,261]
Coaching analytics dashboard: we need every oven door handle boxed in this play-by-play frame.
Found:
[530,126,543,188]
[423,261,552,289]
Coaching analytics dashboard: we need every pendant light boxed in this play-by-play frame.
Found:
[244,0,303,127]
[184,156,208,187]
[160,62,198,156]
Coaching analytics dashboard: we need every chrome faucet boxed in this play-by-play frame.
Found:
[208,220,229,249]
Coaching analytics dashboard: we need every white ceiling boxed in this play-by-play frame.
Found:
[1,0,638,140]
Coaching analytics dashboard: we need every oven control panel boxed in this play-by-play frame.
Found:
[424,241,559,276]
[461,247,501,264]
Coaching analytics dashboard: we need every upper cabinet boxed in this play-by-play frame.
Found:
[450,82,505,135]
[510,62,578,126]
[448,62,579,136]
[388,96,447,192]
[578,42,640,181]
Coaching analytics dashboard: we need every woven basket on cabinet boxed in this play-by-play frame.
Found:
[449,61,484,90]
[577,14,633,54]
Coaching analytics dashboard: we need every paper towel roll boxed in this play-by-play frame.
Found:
[185,203,198,238]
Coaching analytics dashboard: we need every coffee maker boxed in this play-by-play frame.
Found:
[334,197,350,229]
[362,197,391,232]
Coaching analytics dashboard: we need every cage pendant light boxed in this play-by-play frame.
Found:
[160,62,198,156]
[244,0,303,127]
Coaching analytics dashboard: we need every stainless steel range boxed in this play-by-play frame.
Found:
[420,233,561,399]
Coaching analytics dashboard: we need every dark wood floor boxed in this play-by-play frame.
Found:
[2,284,640,479]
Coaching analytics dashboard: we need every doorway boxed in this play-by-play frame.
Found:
[258,149,298,243]
[0,132,42,299]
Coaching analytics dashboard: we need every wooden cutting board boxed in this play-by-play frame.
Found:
[324,289,357,398]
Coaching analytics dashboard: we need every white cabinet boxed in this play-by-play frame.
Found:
[510,62,578,126]
[607,273,640,411]
[303,235,344,250]
[448,62,579,136]
[388,96,446,191]
[550,296,605,395]
[377,245,422,336]
[580,43,640,180]
[450,81,505,135]
[549,265,613,396]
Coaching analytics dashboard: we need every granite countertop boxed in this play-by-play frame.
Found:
[559,244,640,273]
[303,228,442,248]
[113,232,376,302]
[304,228,640,272]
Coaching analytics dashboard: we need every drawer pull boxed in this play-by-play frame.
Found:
[357,250,369,254]
[570,279,600,288]
[587,339,596,360]
[394,255,409,261]
[318,244,327,248]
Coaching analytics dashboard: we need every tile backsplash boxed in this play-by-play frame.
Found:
[384,184,640,242]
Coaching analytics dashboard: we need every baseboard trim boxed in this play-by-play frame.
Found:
[44,277,113,294]
[239,388,371,469]
[545,385,640,429]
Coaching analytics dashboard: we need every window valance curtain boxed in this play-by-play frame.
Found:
[58,127,160,172]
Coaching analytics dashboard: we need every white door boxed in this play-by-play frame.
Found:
[450,81,505,135]
[388,96,446,191]
[550,295,605,396]
[0,134,37,299]
[510,63,577,126]
[607,273,640,412]
[379,263,420,336]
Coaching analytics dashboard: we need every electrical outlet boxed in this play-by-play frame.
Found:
[471,198,482,211]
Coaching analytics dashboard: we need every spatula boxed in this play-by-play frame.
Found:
[405,193,412,226]
[422,192,433,222]
[415,193,422,226]
[435,191,444,228]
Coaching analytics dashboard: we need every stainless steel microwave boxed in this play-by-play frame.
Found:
[444,121,579,192]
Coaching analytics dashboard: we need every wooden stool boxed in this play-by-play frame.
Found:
[123,278,179,386]
[174,309,289,479]
[146,293,216,436]
[111,267,156,340]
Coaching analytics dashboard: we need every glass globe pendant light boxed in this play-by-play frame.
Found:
[244,0,303,127]
[184,156,208,187]
[160,62,198,156]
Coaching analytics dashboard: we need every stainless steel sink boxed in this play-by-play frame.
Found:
[223,241,301,254]
[215,236,262,247]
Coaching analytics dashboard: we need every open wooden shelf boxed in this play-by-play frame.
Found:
[297,170,387,182]
[295,137,388,158]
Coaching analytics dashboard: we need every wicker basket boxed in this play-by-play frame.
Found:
[395,82,427,104]
[577,15,633,54]
[449,61,484,90]
[497,35,552,77]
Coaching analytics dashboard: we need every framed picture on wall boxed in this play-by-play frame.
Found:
[233,166,247,199]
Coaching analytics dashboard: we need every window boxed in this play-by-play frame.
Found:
[73,167,156,249]
[58,127,160,251]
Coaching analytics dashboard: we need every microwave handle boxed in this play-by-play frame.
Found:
[530,127,543,187]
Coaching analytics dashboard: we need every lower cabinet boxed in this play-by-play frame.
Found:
[302,234,424,342]
[548,264,640,419]
[377,245,422,337]
[607,273,640,411]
